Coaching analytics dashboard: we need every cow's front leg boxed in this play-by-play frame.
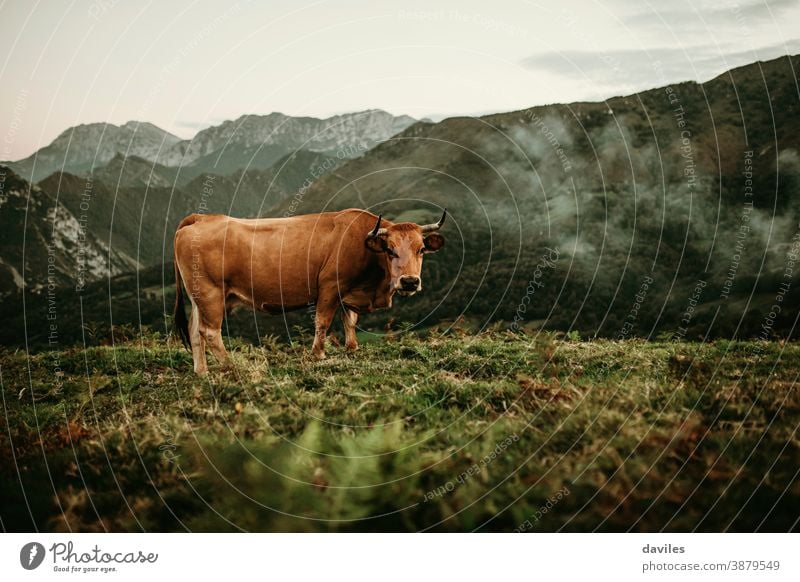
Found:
[342,308,359,351]
[311,299,338,359]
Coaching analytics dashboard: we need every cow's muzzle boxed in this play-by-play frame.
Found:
[397,276,421,296]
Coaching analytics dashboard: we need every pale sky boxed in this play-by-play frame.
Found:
[1,0,799,160]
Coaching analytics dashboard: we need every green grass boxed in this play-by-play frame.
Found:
[1,331,798,532]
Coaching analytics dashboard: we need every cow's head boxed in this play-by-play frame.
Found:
[365,210,446,296]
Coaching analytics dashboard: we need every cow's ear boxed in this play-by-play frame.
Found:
[423,233,445,253]
[365,235,388,253]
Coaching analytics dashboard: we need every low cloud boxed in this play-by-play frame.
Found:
[175,120,220,131]
[623,0,799,30]
[521,39,800,94]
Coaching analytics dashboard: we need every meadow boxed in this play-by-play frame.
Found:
[1,329,798,532]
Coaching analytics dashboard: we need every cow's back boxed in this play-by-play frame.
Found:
[174,209,380,309]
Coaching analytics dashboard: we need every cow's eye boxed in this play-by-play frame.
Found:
[387,248,399,258]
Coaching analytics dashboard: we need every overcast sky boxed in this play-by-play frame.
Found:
[1,0,799,159]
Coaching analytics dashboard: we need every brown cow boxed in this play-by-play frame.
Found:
[173,208,446,374]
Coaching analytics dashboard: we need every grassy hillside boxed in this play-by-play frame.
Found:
[1,331,797,532]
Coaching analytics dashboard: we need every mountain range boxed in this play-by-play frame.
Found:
[3,109,417,183]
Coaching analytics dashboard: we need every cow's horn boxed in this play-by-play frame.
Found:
[420,208,447,233]
[369,214,388,237]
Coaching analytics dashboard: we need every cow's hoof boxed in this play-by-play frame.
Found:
[345,343,358,352]
[311,351,326,361]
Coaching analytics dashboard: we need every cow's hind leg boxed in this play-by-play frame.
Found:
[343,308,359,351]
[200,290,230,368]
[204,329,230,367]
[189,302,208,375]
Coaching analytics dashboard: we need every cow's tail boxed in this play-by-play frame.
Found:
[173,260,190,349]
[173,217,199,350]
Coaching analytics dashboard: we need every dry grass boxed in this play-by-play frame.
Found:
[1,331,798,531]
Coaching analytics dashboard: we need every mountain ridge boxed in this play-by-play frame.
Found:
[3,109,417,182]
